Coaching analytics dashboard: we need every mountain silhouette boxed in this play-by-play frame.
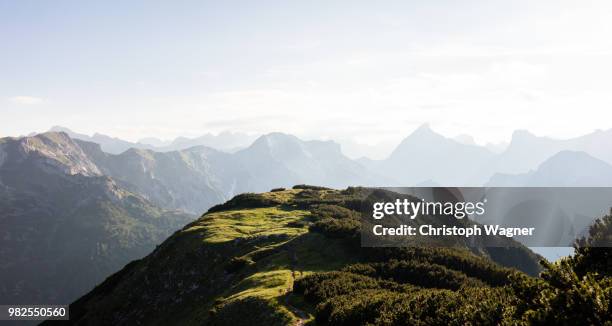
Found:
[487,150,612,186]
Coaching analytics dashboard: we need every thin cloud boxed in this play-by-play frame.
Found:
[10,96,44,105]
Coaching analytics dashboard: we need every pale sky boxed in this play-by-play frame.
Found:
[2,0,612,149]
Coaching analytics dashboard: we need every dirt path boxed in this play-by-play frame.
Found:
[284,250,309,326]
[284,271,309,326]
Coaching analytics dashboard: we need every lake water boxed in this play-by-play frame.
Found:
[529,247,575,262]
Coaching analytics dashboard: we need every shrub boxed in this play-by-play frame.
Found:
[294,271,409,303]
[310,204,359,220]
[342,260,486,290]
[209,296,294,326]
[224,256,254,273]
[292,184,331,190]
[207,193,281,213]
[310,218,360,239]
[286,220,307,228]
[507,211,612,324]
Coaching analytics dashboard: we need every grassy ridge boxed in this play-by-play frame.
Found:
[57,187,547,325]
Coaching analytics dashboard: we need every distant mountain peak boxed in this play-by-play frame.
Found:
[411,123,436,135]
[246,133,310,160]
[250,132,301,147]
[510,129,537,142]
[249,133,344,157]
[539,150,608,169]
[391,124,451,152]
[21,131,74,150]
[260,132,298,140]
[138,137,171,147]
[503,129,551,155]
[49,125,74,133]
[10,132,102,177]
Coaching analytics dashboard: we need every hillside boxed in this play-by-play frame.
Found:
[57,186,543,325]
[77,140,248,214]
[0,132,194,305]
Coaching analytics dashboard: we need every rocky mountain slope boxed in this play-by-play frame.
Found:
[49,126,155,155]
[0,132,194,305]
[0,131,384,306]
[6,127,611,312]
[76,140,248,214]
[76,132,382,214]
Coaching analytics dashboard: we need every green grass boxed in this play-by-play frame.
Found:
[226,270,293,301]
[260,189,303,203]
[184,206,310,243]
[213,232,358,324]
[176,190,359,324]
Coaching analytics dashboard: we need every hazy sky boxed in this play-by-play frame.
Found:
[2,0,612,147]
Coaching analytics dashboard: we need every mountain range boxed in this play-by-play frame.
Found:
[47,124,612,187]
[76,132,380,214]
[4,124,612,308]
[367,124,496,185]
[49,126,258,154]
[0,131,382,305]
[360,125,612,186]
[0,133,193,305]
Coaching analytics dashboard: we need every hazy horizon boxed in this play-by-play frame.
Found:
[6,123,612,160]
[3,0,612,149]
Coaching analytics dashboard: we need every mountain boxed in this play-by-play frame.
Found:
[48,125,612,188]
[375,124,496,186]
[138,137,171,148]
[565,128,612,164]
[452,134,477,146]
[486,151,612,187]
[482,152,612,248]
[479,129,612,182]
[161,131,258,152]
[234,133,383,190]
[77,140,251,214]
[0,132,194,305]
[49,126,257,154]
[334,137,397,160]
[477,130,568,181]
[49,126,154,154]
[56,187,541,325]
[72,132,381,213]
[367,126,612,186]
[484,141,509,154]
